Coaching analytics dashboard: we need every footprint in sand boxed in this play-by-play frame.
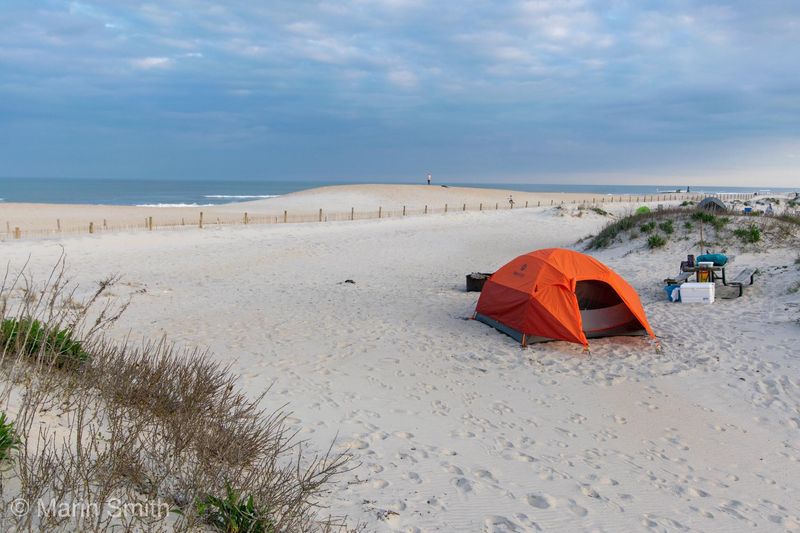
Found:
[407,471,423,484]
[526,493,556,509]
[453,477,473,494]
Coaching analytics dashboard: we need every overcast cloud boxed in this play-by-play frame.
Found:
[1,1,798,185]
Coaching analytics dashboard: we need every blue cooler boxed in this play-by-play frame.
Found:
[664,284,681,302]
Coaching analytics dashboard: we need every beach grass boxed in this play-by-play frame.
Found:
[0,258,354,532]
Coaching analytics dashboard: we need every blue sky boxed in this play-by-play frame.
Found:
[1,1,798,186]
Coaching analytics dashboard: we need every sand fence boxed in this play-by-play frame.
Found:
[2,193,754,241]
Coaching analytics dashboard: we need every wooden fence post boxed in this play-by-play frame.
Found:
[351,207,354,220]
[525,201,528,208]
[57,219,61,232]
[6,221,10,234]
[181,217,185,226]
[148,216,153,231]
[378,206,382,218]
[424,205,428,214]
[89,222,94,234]
[244,212,249,224]
[479,203,482,211]
[319,208,322,222]
[463,203,466,211]
[284,210,287,223]
[538,201,540,207]
[199,212,204,229]
[14,227,20,239]
[445,203,448,213]
[103,219,107,229]
[403,205,406,216]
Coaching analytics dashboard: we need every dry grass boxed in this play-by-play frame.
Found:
[0,256,355,532]
[586,207,799,251]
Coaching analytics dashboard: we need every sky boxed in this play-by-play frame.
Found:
[1,0,799,186]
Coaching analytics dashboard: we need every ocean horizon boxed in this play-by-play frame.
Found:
[0,177,795,206]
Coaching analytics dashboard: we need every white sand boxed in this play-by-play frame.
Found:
[0,184,701,235]
[2,186,798,531]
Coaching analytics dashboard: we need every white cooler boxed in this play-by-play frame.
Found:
[680,282,715,304]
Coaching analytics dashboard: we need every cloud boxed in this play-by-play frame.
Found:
[1,0,799,185]
[131,56,172,69]
[387,68,418,88]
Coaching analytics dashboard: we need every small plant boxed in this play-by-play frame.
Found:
[691,211,717,224]
[684,221,693,230]
[196,484,275,533]
[0,412,20,464]
[733,224,761,243]
[640,221,656,233]
[590,206,609,216]
[680,200,695,207]
[648,234,667,248]
[658,220,674,234]
[712,216,730,230]
[790,281,800,294]
[0,318,89,368]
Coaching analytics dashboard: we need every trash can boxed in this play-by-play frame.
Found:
[466,273,493,292]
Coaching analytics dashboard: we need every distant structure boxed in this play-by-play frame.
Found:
[698,196,727,212]
[426,172,432,185]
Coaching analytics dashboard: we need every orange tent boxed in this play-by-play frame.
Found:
[474,248,654,347]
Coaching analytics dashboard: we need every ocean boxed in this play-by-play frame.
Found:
[0,177,794,206]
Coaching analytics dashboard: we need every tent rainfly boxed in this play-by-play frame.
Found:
[474,248,655,347]
[698,197,727,211]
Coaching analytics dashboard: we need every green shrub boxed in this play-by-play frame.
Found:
[658,220,674,234]
[640,221,656,233]
[684,221,693,230]
[691,211,717,224]
[197,484,275,533]
[712,216,730,230]
[635,206,651,215]
[0,318,89,369]
[733,224,761,243]
[0,413,20,464]
[680,200,695,207]
[647,234,667,248]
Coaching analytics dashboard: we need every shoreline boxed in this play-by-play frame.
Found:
[0,184,745,240]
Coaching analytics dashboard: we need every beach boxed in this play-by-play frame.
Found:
[1,184,798,531]
[1,185,708,238]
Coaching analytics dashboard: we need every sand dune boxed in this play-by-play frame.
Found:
[2,194,798,531]
[0,184,697,236]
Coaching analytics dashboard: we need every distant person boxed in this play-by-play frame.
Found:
[687,186,691,193]
[508,195,515,208]
[766,202,774,216]
[427,173,432,185]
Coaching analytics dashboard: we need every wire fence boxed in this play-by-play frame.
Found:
[1,192,757,241]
